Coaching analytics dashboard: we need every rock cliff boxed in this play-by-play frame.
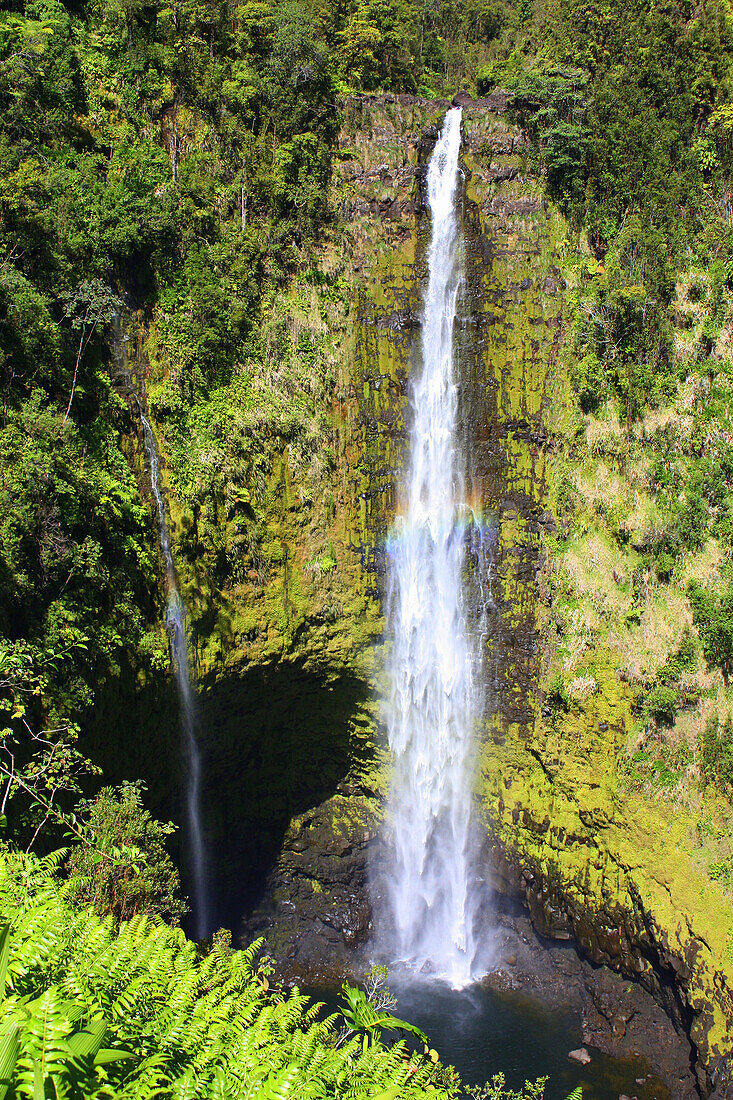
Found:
[118,94,733,1093]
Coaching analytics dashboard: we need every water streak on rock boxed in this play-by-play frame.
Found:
[139,408,209,939]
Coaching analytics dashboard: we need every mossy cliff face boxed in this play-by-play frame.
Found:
[247,98,733,1089]
[237,94,560,972]
[240,95,451,968]
[455,120,733,1088]
[460,120,733,1093]
[112,94,732,1089]
[110,95,453,939]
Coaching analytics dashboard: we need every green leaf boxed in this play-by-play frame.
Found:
[93,1049,132,1066]
[32,1059,44,1100]
[0,926,10,997]
[0,1025,19,1100]
[255,1064,300,1100]
[66,1017,106,1059]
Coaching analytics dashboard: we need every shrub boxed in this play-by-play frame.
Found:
[545,672,571,711]
[689,582,733,682]
[700,715,733,792]
[0,847,460,1100]
[645,685,678,725]
[67,782,186,925]
[655,551,675,582]
[657,629,698,681]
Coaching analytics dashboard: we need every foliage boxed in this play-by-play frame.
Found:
[658,631,698,683]
[644,685,678,726]
[469,1081,581,1100]
[0,388,162,770]
[491,0,733,427]
[700,715,733,793]
[0,920,130,1100]
[0,638,100,847]
[338,980,430,1050]
[0,0,347,781]
[689,580,733,681]
[467,1074,550,1100]
[619,742,693,794]
[0,846,465,1099]
[1,0,732,776]
[67,782,186,925]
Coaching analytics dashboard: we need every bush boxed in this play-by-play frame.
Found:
[658,629,698,681]
[645,685,678,725]
[0,847,457,1100]
[689,582,733,682]
[68,782,186,924]
[700,715,733,792]
[655,551,675,582]
[570,352,606,414]
[546,672,571,711]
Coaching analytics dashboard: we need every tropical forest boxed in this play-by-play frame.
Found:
[2,0,733,1095]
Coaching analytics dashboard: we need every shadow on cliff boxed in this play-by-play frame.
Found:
[82,656,372,939]
[195,659,371,935]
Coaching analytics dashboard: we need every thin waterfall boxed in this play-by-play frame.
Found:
[138,407,209,939]
[380,106,484,986]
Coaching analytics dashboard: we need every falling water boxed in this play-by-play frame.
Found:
[138,408,209,939]
[381,106,484,986]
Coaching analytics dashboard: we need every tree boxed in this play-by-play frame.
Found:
[0,637,98,850]
[60,280,120,422]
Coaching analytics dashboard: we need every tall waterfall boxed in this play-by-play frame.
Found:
[381,106,483,986]
[138,408,209,939]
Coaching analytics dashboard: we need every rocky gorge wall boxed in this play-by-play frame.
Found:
[97,94,733,1094]
[241,91,574,979]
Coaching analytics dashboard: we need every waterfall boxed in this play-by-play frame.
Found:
[380,106,484,987]
[138,408,209,939]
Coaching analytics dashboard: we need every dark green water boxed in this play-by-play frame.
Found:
[308,979,669,1100]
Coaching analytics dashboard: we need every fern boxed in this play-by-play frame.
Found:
[254,1063,301,1100]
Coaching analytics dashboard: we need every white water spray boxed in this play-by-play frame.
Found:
[381,107,484,986]
[138,409,209,939]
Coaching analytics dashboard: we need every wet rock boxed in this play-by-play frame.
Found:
[568,1047,591,1065]
[611,1015,626,1038]
[708,1087,733,1100]
[480,970,513,993]
[486,165,519,183]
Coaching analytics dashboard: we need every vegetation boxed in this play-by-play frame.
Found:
[0,846,568,1099]
[700,715,733,793]
[3,0,733,768]
[3,0,733,1085]
[0,847,416,1097]
[67,781,186,924]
